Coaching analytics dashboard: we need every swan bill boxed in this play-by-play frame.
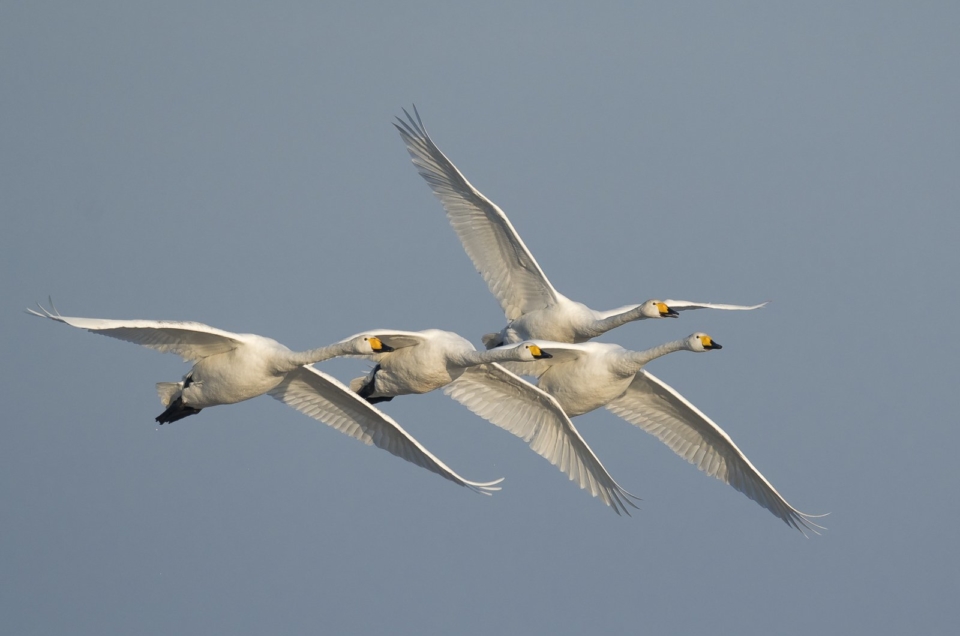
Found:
[369,337,394,353]
[529,345,552,359]
[698,335,722,350]
[658,302,680,318]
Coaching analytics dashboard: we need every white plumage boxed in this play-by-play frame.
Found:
[347,328,638,514]
[28,301,502,494]
[521,335,825,534]
[395,106,766,348]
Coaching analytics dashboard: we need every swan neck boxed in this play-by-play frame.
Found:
[281,341,354,371]
[587,306,647,338]
[453,347,518,368]
[619,339,687,374]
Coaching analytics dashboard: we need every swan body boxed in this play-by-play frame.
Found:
[349,329,547,399]
[395,106,766,349]
[486,298,675,348]
[348,329,638,514]
[27,302,503,494]
[523,334,824,534]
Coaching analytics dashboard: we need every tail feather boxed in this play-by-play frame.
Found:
[481,332,503,349]
[156,382,182,407]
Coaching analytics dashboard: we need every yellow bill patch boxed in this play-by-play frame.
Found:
[528,345,543,357]
[657,302,671,315]
[369,337,385,351]
[699,335,713,348]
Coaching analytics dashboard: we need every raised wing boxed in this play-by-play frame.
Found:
[27,301,243,362]
[445,363,638,514]
[269,365,503,494]
[395,107,559,320]
[664,299,769,313]
[606,370,824,534]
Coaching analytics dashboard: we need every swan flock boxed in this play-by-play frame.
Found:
[29,106,822,534]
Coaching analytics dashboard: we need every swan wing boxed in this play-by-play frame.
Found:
[594,300,768,320]
[269,366,503,494]
[606,370,824,534]
[395,107,559,320]
[493,339,587,378]
[663,299,769,312]
[27,302,243,362]
[334,329,428,360]
[445,363,638,514]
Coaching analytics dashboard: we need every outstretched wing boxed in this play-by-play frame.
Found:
[395,107,559,320]
[445,363,638,514]
[606,369,824,534]
[335,329,428,361]
[663,299,769,312]
[27,301,243,362]
[595,300,768,320]
[269,365,503,494]
[491,339,588,378]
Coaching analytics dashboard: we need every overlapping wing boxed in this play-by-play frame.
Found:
[664,300,769,312]
[445,363,638,514]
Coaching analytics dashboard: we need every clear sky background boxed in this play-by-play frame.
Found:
[3,2,958,634]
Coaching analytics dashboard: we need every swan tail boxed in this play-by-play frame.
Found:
[156,382,182,407]
[349,376,367,394]
[155,397,202,424]
[481,332,503,349]
[350,366,393,404]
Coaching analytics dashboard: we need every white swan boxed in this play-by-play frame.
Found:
[347,328,638,514]
[519,333,824,534]
[394,107,766,349]
[27,302,503,494]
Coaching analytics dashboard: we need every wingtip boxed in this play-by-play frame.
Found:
[469,476,505,495]
[27,299,60,320]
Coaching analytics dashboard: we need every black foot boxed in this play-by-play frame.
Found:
[356,364,387,404]
[155,397,202,424]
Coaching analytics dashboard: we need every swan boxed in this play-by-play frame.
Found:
[27,301,503,494]
[514,333,824,534]
[394,107,766,349]
[347,328,638,514]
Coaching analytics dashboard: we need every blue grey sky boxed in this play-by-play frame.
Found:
[3,2,958,634]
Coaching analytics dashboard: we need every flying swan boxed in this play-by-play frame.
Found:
[27,301,503,494]
[394,107,766,349]
[514,333,824,534]
[347,328,638,514]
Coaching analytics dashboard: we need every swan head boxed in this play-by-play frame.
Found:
[514,342,553,361]
[686,332,722,352]
[356,335,394,354]
[640,299,679,319]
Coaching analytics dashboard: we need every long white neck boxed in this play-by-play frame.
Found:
[278,340,363,373]
[449,346,527,369]
[613,339,690,376]
[584,305,652,339]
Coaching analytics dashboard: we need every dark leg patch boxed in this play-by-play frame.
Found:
[356,364,390,404]
[155,397,202,424]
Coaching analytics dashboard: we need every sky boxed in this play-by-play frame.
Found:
[2,2,959,634]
